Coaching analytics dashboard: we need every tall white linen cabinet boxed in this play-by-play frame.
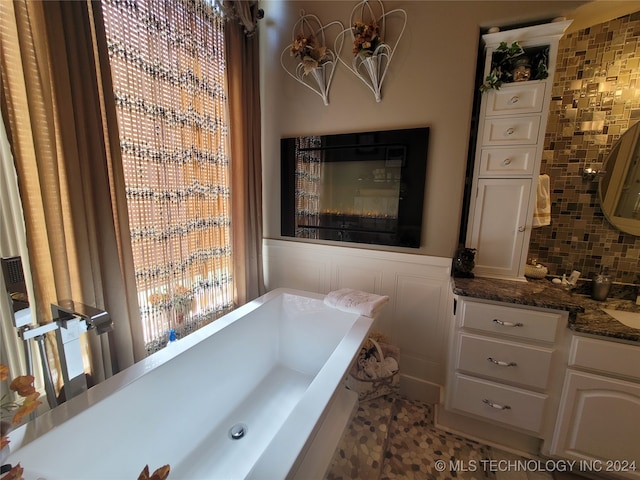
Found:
[465,20,572,280]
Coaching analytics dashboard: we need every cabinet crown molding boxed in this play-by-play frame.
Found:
[482,20,572,48]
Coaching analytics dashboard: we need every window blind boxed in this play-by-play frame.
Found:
[101,0,233,353]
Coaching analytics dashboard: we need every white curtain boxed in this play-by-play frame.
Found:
[0,109,43,390]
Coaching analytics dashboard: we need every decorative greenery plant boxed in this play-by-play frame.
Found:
[480,41,550,93]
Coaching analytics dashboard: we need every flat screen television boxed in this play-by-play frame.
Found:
[281,127,429,248]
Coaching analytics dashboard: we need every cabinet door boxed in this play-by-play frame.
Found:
[552,370,640,477]
[467,179,531,278]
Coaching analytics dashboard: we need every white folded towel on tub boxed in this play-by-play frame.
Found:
[324,288,389,318]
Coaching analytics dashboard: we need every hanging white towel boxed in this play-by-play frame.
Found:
[324,288,389,318]
[532,174,551,228]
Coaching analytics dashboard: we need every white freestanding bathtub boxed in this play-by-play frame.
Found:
[6,288,374,479]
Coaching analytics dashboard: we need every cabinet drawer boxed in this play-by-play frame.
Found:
[459,299,563,343]
[485,82,546,116]
[457,333,554,390]
[481,116,541,146]
[569,335,640,381]
[478,147,537,177]
[450,373,547,433]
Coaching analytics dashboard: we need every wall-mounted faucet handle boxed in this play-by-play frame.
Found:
[582,167,606,180]
[52,300,113,334]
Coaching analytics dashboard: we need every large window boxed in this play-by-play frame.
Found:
[101,0,233,353]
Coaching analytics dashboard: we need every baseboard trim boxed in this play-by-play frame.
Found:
[399,374,441,404]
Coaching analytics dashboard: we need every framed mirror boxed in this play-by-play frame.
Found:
[599,122,640,236]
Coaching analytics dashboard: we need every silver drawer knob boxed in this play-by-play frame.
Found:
[502,158,512,166]
[509,96,520,104]
[505,127,516,136]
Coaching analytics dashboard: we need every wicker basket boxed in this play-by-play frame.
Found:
[345,338,399,401]
[525,263,548,279]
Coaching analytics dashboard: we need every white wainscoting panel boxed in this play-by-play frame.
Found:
[263,251,329,293]
[263,239,453,403]
[333,263,383,294]
[393,274,448,384]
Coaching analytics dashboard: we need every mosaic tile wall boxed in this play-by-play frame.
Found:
[527,12,640,284]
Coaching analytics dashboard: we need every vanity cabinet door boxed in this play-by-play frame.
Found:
[468,178,531,279]
[551,370,640,478]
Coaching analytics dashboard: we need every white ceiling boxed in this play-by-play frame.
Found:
[464,0,639,32]
[567,0,640,32]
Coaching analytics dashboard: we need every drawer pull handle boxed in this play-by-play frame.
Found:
[509,96,519,104]
[502,158,512,166]
[487,357,517,367]
[505,127,515,136]
[483,399,511,410]
[493,319,523,327]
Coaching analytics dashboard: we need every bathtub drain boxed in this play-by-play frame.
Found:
[229,423,247,440]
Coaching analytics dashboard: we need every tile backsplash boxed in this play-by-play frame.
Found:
[527,12,640,284]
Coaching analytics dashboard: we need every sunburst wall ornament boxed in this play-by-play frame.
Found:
[280,12,344,106]
[336,0,406,103]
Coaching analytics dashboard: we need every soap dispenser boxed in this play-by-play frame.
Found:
[592,267,612,301]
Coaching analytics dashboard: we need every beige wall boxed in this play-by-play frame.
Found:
[259,1,590,258]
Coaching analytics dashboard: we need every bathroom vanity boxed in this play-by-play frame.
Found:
[446,296,567,437]
[442,276,640,479]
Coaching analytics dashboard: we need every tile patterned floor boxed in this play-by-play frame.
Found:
[326,394,557,480]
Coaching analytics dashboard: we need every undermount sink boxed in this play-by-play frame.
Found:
[602,308,640,330]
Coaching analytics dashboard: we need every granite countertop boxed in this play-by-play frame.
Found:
[451,276,640,343]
